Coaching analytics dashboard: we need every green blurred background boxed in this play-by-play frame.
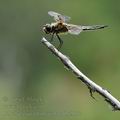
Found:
[0,0,120,120]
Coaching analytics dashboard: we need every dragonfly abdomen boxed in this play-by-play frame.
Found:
[82,25,108,31]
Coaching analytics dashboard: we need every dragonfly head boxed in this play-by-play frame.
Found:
[43,24,52,34]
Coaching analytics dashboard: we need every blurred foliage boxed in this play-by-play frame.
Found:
[0,0,120,120]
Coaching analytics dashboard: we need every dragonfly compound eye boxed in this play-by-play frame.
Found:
[43,24,52,34]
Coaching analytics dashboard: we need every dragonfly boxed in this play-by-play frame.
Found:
[43,11,108,50]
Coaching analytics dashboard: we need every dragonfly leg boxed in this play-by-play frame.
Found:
[50,33,54,42]
[56,34,63,50]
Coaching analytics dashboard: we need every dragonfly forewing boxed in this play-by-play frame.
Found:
[48,11,71,22]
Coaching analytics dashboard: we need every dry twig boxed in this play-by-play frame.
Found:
[41,37,120,111]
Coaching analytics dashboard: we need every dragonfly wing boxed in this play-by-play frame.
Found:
[67,24,83,35]
[48,11,71,22]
